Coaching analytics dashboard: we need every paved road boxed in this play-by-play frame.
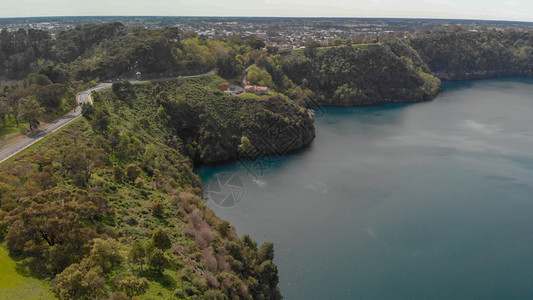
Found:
[0,69,216,164]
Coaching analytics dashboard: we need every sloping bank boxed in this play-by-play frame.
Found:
[0,74,314,299]
[281,32,533,107]
[281,39,442,107]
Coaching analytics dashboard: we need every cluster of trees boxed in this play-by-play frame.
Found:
[70,26,251,81]
[245,65,274,87]
[71,27,183,80]
[0,28,53,79]
[0,23,123,80]
[410,28,533,80]
[1,70,74,132]
[281,39,441,106]
[0,23,242,83]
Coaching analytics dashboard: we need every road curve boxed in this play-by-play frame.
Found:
[0,69,216,164]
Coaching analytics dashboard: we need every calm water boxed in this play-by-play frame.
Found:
[198,78,533,299]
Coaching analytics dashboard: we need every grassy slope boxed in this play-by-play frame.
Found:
[0,246,56,300]
[0,74,285,299]
[0,78,199,298]
[0,102,206,299]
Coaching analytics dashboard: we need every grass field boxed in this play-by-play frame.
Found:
[239,91,275,99]
[0,115,28,141]
[0,246,56,300]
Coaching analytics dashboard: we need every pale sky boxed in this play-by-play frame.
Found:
[1,0,532,22]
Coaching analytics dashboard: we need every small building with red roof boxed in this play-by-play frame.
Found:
[244,85,269,95]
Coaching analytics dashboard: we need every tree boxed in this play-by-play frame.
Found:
[6,90,22,128]
[38,65,70,83]
[116,134,131,160]
[6,190,82,251]
[33,165,57,189]
[18,96,44,132]
[258,242,274,263]
[125,164,141,182]
[150,198,164,217]
[238,136,252,153]
[86,238,122,273]
[63,146,107,186]
[4,190,106,258]
[54,263,106,300]
[134,176,145,188]
[0,96,9,125]
[245,65,273,87]
[304,40,321,58]
[112,81,135,102]
[90,105,111,132]
[217,221,231,237]
[247,37,266,50]
[118,276,149,298]
[30,83,67,110]
[81,102,94,119]
[148,248,168,274]
[255,260,280,299]
[226,34,242,45]
[217,56,241,78]
[266,46,279,55]
[113,165,123,182]
[93,134,110,151]
[332,38,343,46]
[151,228,171,250]
[151,169,165,189]
[127,241,146,272]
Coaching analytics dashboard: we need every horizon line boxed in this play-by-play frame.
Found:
[1,15,532,24]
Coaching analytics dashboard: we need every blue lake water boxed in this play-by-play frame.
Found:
[198,78,533,299]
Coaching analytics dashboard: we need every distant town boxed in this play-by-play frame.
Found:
[1,16,533,50]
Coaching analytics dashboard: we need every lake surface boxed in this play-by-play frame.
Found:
[198,78,533,299]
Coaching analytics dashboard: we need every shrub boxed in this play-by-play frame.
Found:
[113,165,123,182]
[118,275,149,297]
[152,228,172,250]
[148,248,169,273]
[150,198,164,217]
[125,164,141,182]
[134,176,145,188]
[217,221,231,237]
